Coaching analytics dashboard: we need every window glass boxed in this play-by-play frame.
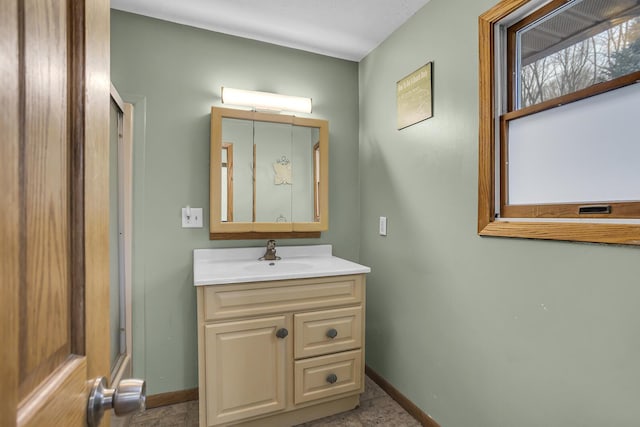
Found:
[515,0,640,109]
[507,82,640,205]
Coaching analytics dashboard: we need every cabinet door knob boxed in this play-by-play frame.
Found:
[275,328,288,339]
[326,374,338,384]
[326,328,338,339]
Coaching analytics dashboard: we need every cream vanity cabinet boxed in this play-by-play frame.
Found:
[196,273,366,427]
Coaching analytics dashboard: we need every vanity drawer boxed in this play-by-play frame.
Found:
[294,306,362,359]
[294,349,362,405]
[203,275,364,321]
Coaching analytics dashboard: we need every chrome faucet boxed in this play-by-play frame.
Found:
[259,239,281,261]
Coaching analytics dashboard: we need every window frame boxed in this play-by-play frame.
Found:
[478,0,640,245]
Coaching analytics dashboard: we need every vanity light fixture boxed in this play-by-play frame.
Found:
[221,87,312,114]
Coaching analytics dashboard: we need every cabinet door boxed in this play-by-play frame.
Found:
[205,316,288,426]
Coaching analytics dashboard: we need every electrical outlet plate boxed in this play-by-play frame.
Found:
[379,216,387,236]
[182,207,203,228]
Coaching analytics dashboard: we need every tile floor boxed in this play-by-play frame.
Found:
[128,376,421,427]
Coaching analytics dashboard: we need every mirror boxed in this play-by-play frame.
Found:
[210,107,328,239]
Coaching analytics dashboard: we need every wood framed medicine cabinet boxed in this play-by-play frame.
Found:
[210,107,329,240]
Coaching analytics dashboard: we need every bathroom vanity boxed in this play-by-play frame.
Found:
[194,245,370,427]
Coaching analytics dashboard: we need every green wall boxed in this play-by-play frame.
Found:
[112,4,640,424]
[359,0,640,426]
[110,10,360,395]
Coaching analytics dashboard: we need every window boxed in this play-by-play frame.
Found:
[478,0,640,245]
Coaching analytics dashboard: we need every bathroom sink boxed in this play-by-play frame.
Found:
[193,245,370,286]
[243,261,314,273]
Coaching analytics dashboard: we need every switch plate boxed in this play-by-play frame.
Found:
[379,216,387,236]
[182,207,203,228]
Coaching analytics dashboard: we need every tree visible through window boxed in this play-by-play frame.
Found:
[511,1,640,109]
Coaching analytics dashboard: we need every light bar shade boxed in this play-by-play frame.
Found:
[221,87,312,113]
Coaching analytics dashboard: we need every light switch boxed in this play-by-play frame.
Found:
[182,207,203,228]
[379,216,387,236]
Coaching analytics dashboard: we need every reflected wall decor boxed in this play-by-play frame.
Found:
[396,62,433,129]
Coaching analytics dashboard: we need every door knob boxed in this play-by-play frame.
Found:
[275,328,289,339]
[87,377,146,426]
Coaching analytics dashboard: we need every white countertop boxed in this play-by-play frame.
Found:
[193,245,370,286]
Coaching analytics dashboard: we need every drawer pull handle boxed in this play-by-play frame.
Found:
[275,328,288,339]
[326,374,338,384]
[326,328,338,339]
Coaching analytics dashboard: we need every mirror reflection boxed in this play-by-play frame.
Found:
[210,107,328,239]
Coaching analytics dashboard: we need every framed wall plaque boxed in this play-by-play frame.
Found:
[397,62,433,129]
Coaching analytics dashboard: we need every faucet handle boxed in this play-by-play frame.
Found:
[259,239,280,261]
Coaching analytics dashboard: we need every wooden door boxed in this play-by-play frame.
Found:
[204,316,288,426]
[0,0,111,426]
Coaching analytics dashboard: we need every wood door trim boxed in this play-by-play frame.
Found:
[83,0,110,383]
[365,365,441,427]
[0,0,20,423]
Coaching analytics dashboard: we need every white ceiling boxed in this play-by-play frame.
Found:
[110,0,431,61]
